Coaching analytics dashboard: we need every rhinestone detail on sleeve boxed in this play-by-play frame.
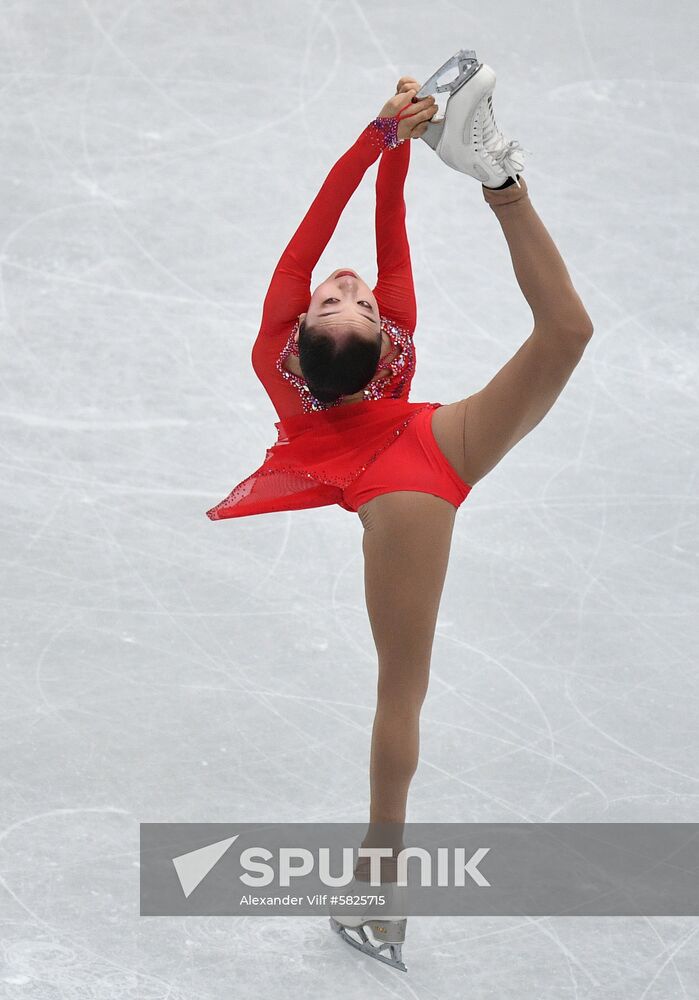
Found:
[367,116,407,151]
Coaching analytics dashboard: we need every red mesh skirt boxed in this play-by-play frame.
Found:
[206,398,439,520]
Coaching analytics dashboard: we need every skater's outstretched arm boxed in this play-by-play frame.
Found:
[251,91,438,420]
[250,122,396,419]
[373,140,416,331]
[371,76,437,332]
[257,127,385,336]
[373,74,445,334]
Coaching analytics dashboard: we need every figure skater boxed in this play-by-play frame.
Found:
[206,51,594,973]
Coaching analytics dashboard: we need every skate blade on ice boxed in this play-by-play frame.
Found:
[329,916,407,973]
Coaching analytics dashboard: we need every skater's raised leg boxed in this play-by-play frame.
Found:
[431,175,594,488]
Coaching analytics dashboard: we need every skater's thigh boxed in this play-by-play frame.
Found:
[359,492,455,676]
[431,395,518,487]
[429,401,470,485]
[431,329,590,486]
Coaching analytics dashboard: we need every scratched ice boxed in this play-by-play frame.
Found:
[1,1,698,997]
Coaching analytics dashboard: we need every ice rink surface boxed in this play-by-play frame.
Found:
[2,0,698,996]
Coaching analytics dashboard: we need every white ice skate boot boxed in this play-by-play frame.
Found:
[329,879,409,973]
[416,49,529,188]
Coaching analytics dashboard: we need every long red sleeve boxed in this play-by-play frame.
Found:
[373,131,415,330]
[251,119,415,421]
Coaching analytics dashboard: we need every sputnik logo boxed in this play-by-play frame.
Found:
[171,836,491,895]
[172,835,239,898]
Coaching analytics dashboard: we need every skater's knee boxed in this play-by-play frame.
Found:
[377,659,430,710]
[377,688,427,716]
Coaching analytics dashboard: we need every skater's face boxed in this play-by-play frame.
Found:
[296,270,381,345]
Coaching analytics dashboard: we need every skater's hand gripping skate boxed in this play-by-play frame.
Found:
[377,82,438,141]
[396,76,431,100]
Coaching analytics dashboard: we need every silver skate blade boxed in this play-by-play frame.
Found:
[420,118,443,153]
[329,917,408,973]
[416,48,481,100]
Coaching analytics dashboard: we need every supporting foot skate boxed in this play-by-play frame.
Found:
[329,877,409,972]
[329,916,408,973]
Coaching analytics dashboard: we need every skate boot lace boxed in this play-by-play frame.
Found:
[479,94,531,177]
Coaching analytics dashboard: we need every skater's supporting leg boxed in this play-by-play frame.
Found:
[431,177,594,487]
[357,491,456,865]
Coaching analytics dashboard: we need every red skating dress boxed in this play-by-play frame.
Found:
[206,115,472,521]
